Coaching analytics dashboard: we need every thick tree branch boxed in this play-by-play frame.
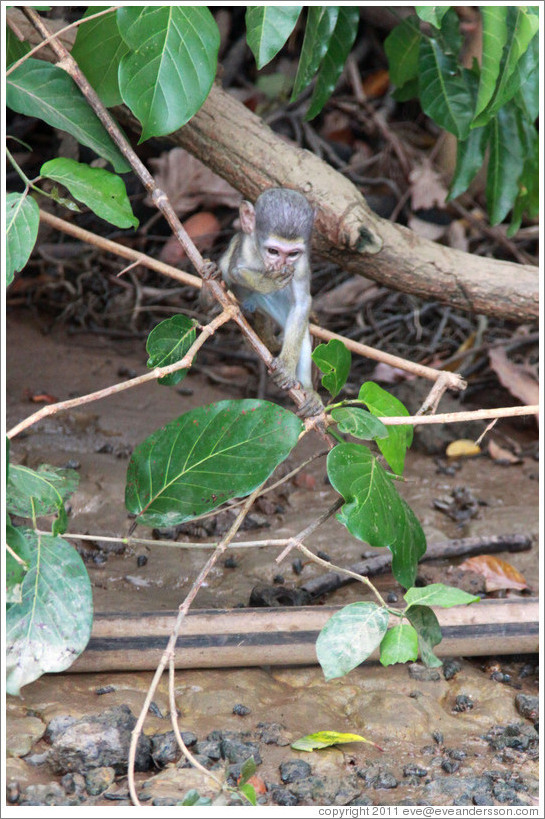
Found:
[140,84,538,324]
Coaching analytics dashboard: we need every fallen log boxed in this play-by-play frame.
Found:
[69,597,538,673]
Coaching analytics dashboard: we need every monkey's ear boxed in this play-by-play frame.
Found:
[239,200,256,234]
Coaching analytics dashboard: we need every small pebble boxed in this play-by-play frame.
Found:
[232,703,251,716]
[271,788,298,806]
[386,591,398,603]
[453,694,474,712]
[136,554,148,567]
[403,764,428,777]
[95,685,116,695]
[316,550,330,561]
[291,558,303,575]
[441,759,460,774]
[432,731,444,745]
[273,574,284,584]
[85,766,115,796]
[279,759,311,783]
[224,556,238,569]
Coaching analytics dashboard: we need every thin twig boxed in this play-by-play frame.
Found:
[127,482,266,805]
[7,310,234,439]
[275,497,344,563]
[379,405,539,426]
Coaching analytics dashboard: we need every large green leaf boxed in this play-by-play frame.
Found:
[513,36,539,123]
[71,6,128,107]
[291,6,339,100]
[486,102,524,225]
[126,400,302,527]
[473,6,508,121]
[6,464,79,536]
[327,443,426,589]
[448,124,490,201]
[305,7,359,121]
[418,38,474,140]
[316,602,389,679]
[6,531,93,696]
[312,339,351,399]
[379,624,418,667]
[117,6,220,140]
[330,407,388,441]
[245,6,302,69]
[146,314,197,386]
[406,604,443,667]
[414,7,450,28]
[384,15,421,87]
[507,111,539,236]
[358,382,411,475]
[404,583,480,608]
[472,7,539,127]
[6,27,30,66]
[40,158,138,229]
[6,523,32,605]
[6,193,39,287]
[6,59,130,172]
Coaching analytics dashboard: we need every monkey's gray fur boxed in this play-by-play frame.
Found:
[254,188,314,244]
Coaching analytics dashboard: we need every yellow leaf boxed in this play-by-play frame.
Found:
[446,439,481,458]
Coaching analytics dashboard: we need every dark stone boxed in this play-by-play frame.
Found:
[193,740,222,761]
[271,787,298,806]
[287,775,334,803]
[348,796,374,806]
[232,703,251,716]
[484,722,539,753]
[359,764,398,789]
[279,759,311,783]
[408,664,441,682]
[85,766,115,795]
[515,694,539,721]
[60,772,86,796]
[386,591,398,603]
[432,731,444,745]
[255,722,291,746]
[374,771,398,789]
[453,694,474,712]
[136,554,148,567]
[249,584,311,607]
[95,685,116,695]
[448,748,467,760]
[20,782,70,806]
[49,704,152,774]
[442,658,462,680]
[441,759,460,774]
[151,731,196,767]
[292,558,303,575]
[403,764,428,777]
[220,737,261,765]
[224,556,238,569]
[6,782,19,803]
[45,714,79,743]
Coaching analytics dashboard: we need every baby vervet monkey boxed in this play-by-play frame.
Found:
[219,188,323,417]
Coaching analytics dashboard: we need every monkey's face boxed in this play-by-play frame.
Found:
[261,235,305,273]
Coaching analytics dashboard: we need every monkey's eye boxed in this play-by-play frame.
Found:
[265,247,280,257]
[287,251,301,260]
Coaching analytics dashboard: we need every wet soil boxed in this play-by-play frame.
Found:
[5,312,540,807]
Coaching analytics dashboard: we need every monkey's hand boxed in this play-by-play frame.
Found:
[265,263,295,290]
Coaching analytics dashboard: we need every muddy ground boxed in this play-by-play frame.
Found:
[5,312,540,808]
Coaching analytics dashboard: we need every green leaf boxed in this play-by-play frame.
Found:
[473,6,508,121]
[246,6,302,69]
[415,6,450,29]
[180,790,212,806]
[71,6,129,107]
[418,38,474,140]
[6,193,40,287]
[391,77,419,102]
[404,583,480,608]
[117,6,220,141]
[486,102,524,225]
[6,59,130,173]
[238,756,257,785]
[358,382,411,475]
[379,624,419,667]
[291,6,339,100]
[6,531,93,695]
[472,8,539,127]
[447,124,490,201]
[507,111,539,236]
[6,463,79,536]
[327,443,426,589]
[40,158,138,229]
[330,406,388,441]
[316,602,389,679]
[291,730,380,752]
[513,36,539,122]
[312,339,351,398]
[126,400,302,527]
[6,28,30,66]
[305,6,359,120]
[384,16,421,87]
[146,315,197,386]
[238,783,257,806]
[6,523,32,605]
[406,604,443,667]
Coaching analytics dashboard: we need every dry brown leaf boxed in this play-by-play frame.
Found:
[159,211,221,265]
[313,275,376,313]
[458,555,529,592]
[409,159,448,210]
[361,68,390,98]
[488,440,522,464]
[146,148,240,216]
[488,347,539,410]
[446,439,481,458]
